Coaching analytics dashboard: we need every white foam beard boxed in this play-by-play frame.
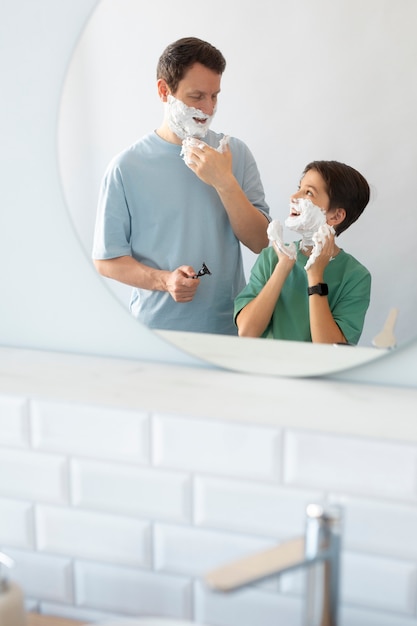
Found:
[166,95,215,140]
[285,198,327,250]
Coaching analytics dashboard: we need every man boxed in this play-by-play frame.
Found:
[93,37,270,335]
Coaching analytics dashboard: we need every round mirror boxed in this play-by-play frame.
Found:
[58,0,417,377]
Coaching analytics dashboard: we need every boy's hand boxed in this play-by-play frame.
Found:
[305,224,335,272]
[267,220,297,260]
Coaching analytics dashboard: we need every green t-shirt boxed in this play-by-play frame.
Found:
[234,244,371,344]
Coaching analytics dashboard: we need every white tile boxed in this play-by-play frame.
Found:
[341,604,417,626]
[0,396,29,446]
[36,505,151,567]
[31,399,149,463]
[194,475,324,537]
[194,580,303,626]
[38,602,131,624]
[4,548,73,603]
[277,568,305,596]
[270,557,313,599]
[283,431,417,499]
[0,497,34,548]
[342,552,417,615]
[74,561,192,618]
[329,495,417,560]
[154,524,275,577]
[71,459,191,523]
[153,415,281,480]
[0,449,68,503]
[340,606,417,626]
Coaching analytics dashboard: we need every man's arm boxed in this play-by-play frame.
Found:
[94,256,200,303]
[182,142,269,253]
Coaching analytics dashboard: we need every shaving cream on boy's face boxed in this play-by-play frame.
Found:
[285,198,327,247]
[166,95,216,140]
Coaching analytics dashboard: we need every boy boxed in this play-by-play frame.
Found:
[234,161,371,344]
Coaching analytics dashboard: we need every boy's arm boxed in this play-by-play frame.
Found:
[308,293,347,343]
[306,235,347,344]
[236,245,295,337]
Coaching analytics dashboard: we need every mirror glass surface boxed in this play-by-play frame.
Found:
[58,0,417,377]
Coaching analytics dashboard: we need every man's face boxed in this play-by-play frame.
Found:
[165,63,221,140]
[174,62,221,118]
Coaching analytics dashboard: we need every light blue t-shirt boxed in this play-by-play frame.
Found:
[93,130,270,334]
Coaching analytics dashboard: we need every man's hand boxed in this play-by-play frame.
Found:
[165,266,200,302]
[181,138,233,188]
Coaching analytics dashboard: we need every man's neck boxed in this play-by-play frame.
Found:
[155,123,182,145]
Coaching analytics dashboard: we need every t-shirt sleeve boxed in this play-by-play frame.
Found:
[332,267,371,345]
[231,138,271,222]
[92,162,132,260]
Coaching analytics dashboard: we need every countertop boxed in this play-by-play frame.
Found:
[1,346,417,443]
[27,614,84,626]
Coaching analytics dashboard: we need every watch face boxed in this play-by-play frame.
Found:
[308,283,328,296]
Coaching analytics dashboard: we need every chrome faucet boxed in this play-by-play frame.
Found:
[205,503,343,626]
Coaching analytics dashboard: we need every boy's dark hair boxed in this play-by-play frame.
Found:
[303,161,370,236]
[157,37,226,93]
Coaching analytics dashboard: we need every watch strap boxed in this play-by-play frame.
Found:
[308,283,329,296]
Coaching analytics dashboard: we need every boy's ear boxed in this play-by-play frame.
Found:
[328,207,346,227]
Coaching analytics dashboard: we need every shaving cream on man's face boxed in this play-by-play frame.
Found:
[166,95,216,140]
[285,198,327,248]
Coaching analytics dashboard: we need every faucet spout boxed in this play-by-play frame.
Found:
[205,536,308,591]
[205,503,342,626]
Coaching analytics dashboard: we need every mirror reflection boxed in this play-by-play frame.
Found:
[91,34,271,337]
[58,0,417,367]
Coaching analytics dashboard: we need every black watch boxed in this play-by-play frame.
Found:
[308,283,329,296]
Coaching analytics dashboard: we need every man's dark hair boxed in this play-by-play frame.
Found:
[303,160,370,235]
[157,37,226,93]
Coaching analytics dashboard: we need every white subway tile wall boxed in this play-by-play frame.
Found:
[71,459,191,523]
[152,413,281,480]
[0,498,34,549]
[283,430,417,499]
[31,399,150,463]
[35,505,152,567]
[1,394,417,626]
[154,524,275,576]
[0,396,29,447]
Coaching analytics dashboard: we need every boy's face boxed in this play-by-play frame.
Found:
[291,169,330,212]
[286,169,330,235]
